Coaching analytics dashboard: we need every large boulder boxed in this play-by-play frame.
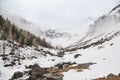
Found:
[11,71,23,79]
[28,64,47,80]
[107,73,117,78]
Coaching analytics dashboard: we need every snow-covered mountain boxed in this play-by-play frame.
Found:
[66,4,120,49]
[45,29,71,39]
[44,29,80,48]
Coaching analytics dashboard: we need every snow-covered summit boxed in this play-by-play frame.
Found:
[45,29,71,39]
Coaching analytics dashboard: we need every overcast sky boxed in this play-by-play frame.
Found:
[0,0,119,29]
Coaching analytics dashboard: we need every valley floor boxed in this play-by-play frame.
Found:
[0,31,120,80]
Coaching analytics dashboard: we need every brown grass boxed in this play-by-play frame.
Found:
[48,65,88,76]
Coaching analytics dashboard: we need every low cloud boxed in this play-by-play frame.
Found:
[0,0,118,28]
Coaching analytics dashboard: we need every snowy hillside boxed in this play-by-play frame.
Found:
[86,4,120,40]
[0,3,120,80]
[63,29,120,80]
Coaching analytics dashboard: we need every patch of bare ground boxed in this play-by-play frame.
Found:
[48,62,96,76]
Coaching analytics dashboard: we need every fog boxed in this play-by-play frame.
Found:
[0,0,119,29]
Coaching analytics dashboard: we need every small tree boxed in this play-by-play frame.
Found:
[12,24,15,36]
[27,37,33,46]
[20,34,25,46]
[0,15,4,27]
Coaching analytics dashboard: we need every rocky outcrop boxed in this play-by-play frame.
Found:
[28,64,63,80]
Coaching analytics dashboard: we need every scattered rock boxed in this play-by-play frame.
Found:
[98,46,104,49]
[52,59,55,61]
[110,43,114,46]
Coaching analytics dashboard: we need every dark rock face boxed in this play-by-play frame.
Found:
[11,71,23,80]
